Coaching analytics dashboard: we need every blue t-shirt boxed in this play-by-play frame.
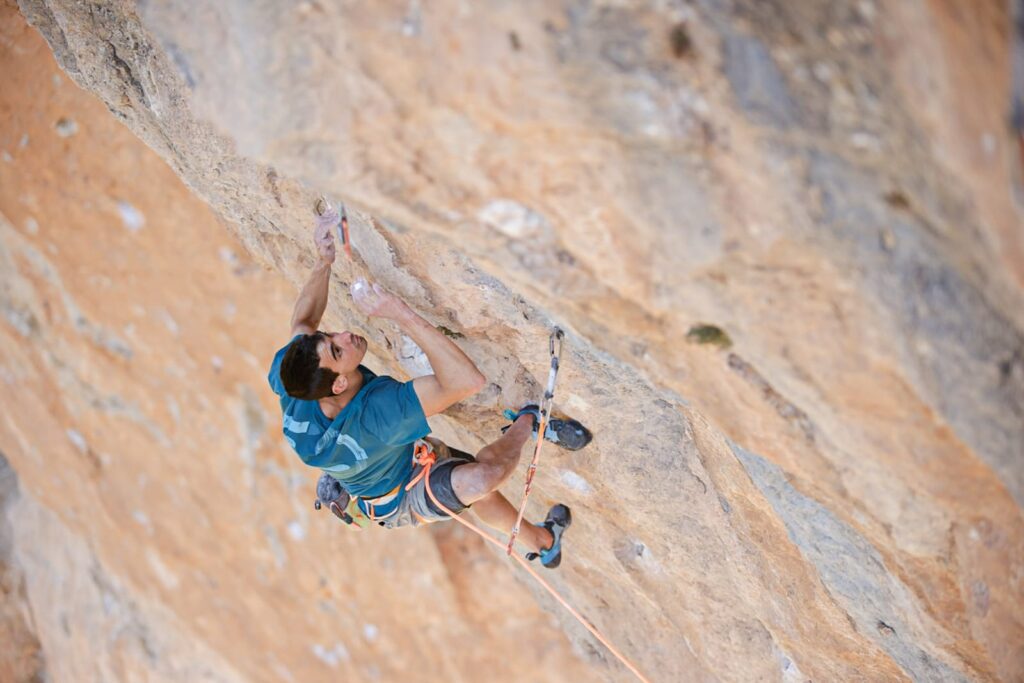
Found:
[268,336,431,517]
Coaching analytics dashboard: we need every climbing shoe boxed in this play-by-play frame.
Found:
[526,504,572,569]
[502,405,593,451]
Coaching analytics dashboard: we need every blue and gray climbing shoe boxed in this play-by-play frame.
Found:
[502,404,593,451]
[526,504,572,568]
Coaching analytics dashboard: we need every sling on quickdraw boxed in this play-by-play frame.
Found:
[408,439,651,683]
[506,327,564,556]
[337,203,352,260]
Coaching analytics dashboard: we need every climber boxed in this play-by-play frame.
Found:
[266,204,571,566]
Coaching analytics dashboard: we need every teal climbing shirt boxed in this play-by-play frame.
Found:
[268,335,431,517]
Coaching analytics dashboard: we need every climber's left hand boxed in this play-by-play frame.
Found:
[314,208,338,265]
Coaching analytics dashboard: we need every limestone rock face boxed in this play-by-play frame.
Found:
[3,0,1024,681]
[0,454,44,683]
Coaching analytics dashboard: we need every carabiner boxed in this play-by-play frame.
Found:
[549,327,564,356]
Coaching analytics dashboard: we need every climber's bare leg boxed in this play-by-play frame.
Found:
[450,413,532,502]
[470,489,553,554]
[449,414,554,553]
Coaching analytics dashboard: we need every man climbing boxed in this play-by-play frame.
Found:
[267,204,574,566]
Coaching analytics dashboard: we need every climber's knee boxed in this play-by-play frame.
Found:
[450,459,512,506]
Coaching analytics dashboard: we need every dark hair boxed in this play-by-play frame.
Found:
[280,333,339,400]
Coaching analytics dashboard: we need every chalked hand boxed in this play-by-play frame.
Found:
[313,205,338,265]
[351,278,409,321]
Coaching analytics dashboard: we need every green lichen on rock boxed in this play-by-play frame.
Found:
[686,324,732,349]
[436,325,465,339]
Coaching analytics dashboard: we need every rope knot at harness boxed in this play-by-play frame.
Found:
[405,441,437,492]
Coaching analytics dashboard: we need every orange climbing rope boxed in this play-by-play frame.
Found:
[406,443,652,683]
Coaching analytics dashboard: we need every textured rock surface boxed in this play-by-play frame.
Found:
[3,0,1024,681]
[0,453,45,683]
[0,5,590,681]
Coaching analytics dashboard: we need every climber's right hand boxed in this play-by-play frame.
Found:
[313,208,338,265]
[350,278,410,321]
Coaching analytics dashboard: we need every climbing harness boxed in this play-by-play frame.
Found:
[407,438,652,683]
[361,483,403,522]
[506,327,564,556]
[315,197,353,260]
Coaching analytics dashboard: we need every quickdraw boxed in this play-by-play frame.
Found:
[506,327,564,555]
[337,203,352,260]
[315,196,353,260]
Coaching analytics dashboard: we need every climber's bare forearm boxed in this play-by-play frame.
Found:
[395,307,485,396]
[289,259,332,335]
[350,279,484,414]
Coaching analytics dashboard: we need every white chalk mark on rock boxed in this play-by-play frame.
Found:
[55,117,78,137]
[66,428,87,453]
[218,246,238,264]
[477,199,549,239]
[156,309,180,336]
[312,642,350,667]
[117,201,145,232]
[146,548,180,589]
[559,469,594,495]
[286,520,306,541]
[398,335,433,377]
[132,509,154,535]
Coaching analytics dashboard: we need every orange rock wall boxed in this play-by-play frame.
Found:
[0,4,590,681]
[3,0,1024,681]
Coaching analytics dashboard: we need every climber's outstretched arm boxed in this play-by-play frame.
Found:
[352,280,485,417]
[399,307,487,416]
[290,208,338,336]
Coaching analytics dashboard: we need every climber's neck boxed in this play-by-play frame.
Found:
[318,370,365,420]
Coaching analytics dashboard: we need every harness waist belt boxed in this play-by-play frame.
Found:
[358,483,403,520]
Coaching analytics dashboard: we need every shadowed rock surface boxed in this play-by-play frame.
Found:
[2,0,1023,681]
[0,452,45,683]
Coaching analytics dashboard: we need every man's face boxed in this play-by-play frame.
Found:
[316,331,367,376]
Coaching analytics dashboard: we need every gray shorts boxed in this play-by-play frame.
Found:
[380,438,475,529]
